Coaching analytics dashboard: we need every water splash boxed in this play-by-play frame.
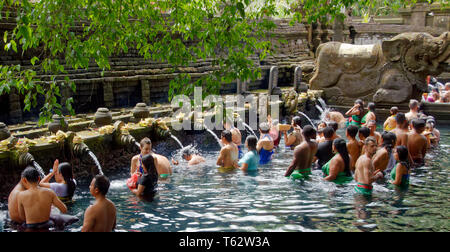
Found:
[318,98,328,110]
[205,128,223,148]
[243,122,257,137]
[135,141,140,149]
[315,104,324,114]
[170,133,184,149]
[32,161,46,177]
[88,151,104,175]
[298,111,317,130]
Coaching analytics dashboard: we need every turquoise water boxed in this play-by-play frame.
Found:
[1,126,449,232]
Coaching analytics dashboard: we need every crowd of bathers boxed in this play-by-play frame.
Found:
[6,97,441,232]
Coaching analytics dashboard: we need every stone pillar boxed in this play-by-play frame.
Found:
[236,79,248,94]
[103,80,114,108]
[410,2,430,27]
[268,66,278,95]
[141,79,151,105]
[293,66,302,91]
[9,88,22,124]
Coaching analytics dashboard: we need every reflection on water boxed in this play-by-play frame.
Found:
[1,127,449,232]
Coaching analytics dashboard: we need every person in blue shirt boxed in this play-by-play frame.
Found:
[234,135,260,172]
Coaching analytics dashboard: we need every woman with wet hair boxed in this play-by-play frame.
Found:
[132,154,159,198]
[390,145,410,188]
[322,138,353,184]
[40,160,77,202]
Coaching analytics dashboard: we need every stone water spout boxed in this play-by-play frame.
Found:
[113,121,137,147]
[66,132,91,157]
[8,137,45,176]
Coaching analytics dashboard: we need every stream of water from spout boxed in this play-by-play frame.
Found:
[242,122,257,137]
[135,141,140,149]
[315,104,324,114]
[88,151,104,175]
[170,134,184,149]
[32,161,46,177]
[318,98,328,110]
[205,128,223,148]
[297,111,317,130]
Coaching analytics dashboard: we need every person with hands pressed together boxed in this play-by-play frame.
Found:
[39,159,77,203]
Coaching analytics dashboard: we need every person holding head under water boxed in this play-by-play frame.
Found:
[17,167,67,231]
[39,160,77,203]
[216,130,239,171]
[322,138,353,184]
[285,125,318,180]
[181,149,206,166]
[82,175,116,232]
[389,145,411,188]
[234,135,260,172]
[257,122,275,165]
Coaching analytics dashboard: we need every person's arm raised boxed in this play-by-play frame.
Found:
[40,160,59,188]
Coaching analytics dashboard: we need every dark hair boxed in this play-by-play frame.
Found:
[333,138,351,176]
[302,125,316,139]
[358,127,370,138]
[246,135,258,151]
[355,99,365,116]
[346,125,359,138]
[396,145,410,171]
[367,102,376,112]
[140,154,158,192]
[381,131,396,156]
[259,122,270,134]
[140,137,152,147]
[364,136,377,145]
[93,175,110,196]
[58,162,76,199]
[395,112,406,124]
[292,116,302,127]
[322,126,335,139]
[182,149,192,157]
[411,119,426,130]
[221,130,233,142]
[409,99,419,109]
[21,166,40,183]
[328,121,338,131]
[390,106,398,115]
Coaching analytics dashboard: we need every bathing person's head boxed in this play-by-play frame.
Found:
[328,121,338,132]
[367,102,376,112]
[346,125,359,139]
[390,106,398,115]
[367,120,377,132]
[322,127,334,140]
[395,112,408,128]
[364,137,378,156]
[292,116,302,128]
[21,166,40,188]
[317,121,327,130]
[426,119,436,130]
[259,122,270,134]
[302,125,316,140]
[245,135,258,151]
[381,131,396,154]
[332,138,351,176]
[411,119,426,133]
[57,162,76,199]
[221,130,233,144]
[140,137,152,155]
[90,175,110,197]
[182,149,193,161]
[409,99,419,111]
[395,145,409,165]
[358,127,370,140]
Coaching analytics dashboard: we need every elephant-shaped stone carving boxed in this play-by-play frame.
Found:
[309,32,450,104]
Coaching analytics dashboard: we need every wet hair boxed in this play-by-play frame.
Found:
[328,121,338,132]
[141,154,158,177]
[182,149,192,157]
[140,137,152,148]
[333,138,351,176]
[302,125,316,139]
[221,130,233,142]
[58,162,76,199]
[355,99,365,115]
[322,126,335,139]
[364,136,377,146]
[259,122,270,134]
[367,102,376,112]
[93,175,110,196]
[395,112,406,125]
[390,106,398,115]
[246,135,258,151]
[381,131,397,156]
[411,119,426,131]
[292,116,302,127]
[409,99,419,109]
[21,166,40,183]
[396,145,410,171]
[358,127,371,138]
[346,125,359,138]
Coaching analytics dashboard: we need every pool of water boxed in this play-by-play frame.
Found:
[1,126,449,232]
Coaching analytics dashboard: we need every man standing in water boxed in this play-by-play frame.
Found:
[224,121,243,159]
[354,137,379,196]
[216,130,239,170]
[284,125,318,180]
[346,125,361,172]
[391,113,409,147]
[408,119,428,166]
[130,137,172,180]
[17,167,67,231]
[405,99,419,122]
[82,175,116,232]
[8,182,26,224]
[367,120,381,145]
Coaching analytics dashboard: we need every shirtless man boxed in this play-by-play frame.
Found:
[8,182,26,224]
[181,149,206,166]
[407,119,428,166]
[405,99,419,122]
[346,125,361,172]
[82,175,116,232]
[354,137,379,196]
[257,123,275,165]
[367,120,381,146]
[358,127,371,155]
[391,112,409,147]
[372,132,397,180]
[216,130,239,170]
[224,122,243,158]
[282,116,303,150]
[284,126,318,179]
[131,137,172,179]
[17,167,67,231]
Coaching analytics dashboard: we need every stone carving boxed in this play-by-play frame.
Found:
[94,108,113,127]
[268,66,279,95]
[309,32,450,104]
